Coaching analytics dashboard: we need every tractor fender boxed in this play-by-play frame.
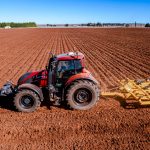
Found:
[65,73,99,89]
[17,83,44,101]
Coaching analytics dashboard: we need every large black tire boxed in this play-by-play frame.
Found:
[66,80,100,110]
[14,89,41,112]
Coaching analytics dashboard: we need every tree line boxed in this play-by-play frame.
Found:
[0,22,37,28]
[145,23,150,27]
[64,23,150,27]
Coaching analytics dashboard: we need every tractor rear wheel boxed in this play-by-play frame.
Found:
[66,80,100,110]
[14,89,41,112]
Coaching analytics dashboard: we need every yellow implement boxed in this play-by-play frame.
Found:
[102,78,150,105]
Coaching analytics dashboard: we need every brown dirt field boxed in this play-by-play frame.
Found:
[0,28,150,150]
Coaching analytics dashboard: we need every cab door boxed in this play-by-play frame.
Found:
[48,60,57,87]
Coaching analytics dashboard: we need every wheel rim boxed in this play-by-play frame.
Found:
[20,95,35,109]
[74,88,92,106]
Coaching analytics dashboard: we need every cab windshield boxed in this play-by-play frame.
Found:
[51,61,57,70]
[47,56,57,70]
[56,59,82,78]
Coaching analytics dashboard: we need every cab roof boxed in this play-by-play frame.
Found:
[56,52,84,61]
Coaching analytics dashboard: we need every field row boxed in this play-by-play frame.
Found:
[0,28,149,90]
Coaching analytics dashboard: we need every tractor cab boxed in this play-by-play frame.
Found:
[47,52,84,89]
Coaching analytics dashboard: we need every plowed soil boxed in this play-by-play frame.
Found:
[0,28,150,150]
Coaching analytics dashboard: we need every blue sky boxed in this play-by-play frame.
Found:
[0,0,149,24]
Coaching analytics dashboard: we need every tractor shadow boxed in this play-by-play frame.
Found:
[115,97,150,109]
[0,96,16,111]
[0,90,69,112]
[0,95,69,112]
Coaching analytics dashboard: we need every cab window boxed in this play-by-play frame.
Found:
[57,60,75,78]
[57,60,74,71]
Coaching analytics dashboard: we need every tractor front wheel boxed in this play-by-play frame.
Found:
[14,89,41,112]
[66,80,100,110]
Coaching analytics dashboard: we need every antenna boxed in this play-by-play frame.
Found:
[76,51,79,59]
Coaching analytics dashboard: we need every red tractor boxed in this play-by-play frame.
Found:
[0,52,100,112]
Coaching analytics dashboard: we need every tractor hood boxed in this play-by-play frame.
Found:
[17,70,48,87]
